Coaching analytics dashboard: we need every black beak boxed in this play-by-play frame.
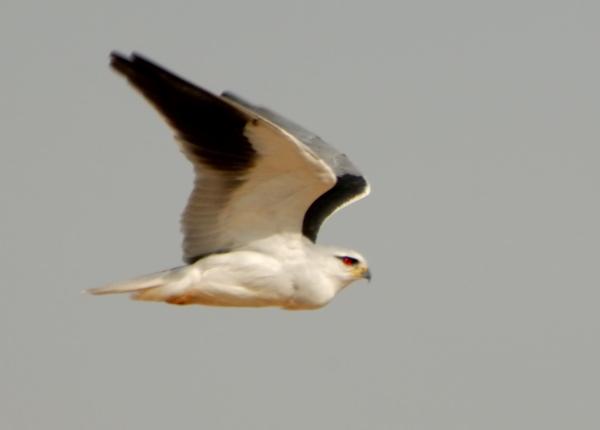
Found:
[363,268,372,282]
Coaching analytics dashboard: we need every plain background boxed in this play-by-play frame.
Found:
[1,1,599,429]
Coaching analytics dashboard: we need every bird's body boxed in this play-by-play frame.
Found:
[89,52,371,310]
[95,234,363,309]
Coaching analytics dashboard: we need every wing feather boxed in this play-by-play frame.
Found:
[110,52,337,262]
[222,92,370,240]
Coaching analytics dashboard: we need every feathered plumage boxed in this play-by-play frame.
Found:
[89,52,371,310]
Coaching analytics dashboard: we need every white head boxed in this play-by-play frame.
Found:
[317,246,371,288]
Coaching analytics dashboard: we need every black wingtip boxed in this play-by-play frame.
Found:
[108,51,201,93]
[109,51,160,77]
[105,50,256,174]
[109,50,132,75]
[109,50,127,62]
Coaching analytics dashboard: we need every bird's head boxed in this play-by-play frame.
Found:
[321,248,371,287]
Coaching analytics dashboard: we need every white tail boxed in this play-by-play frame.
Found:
[87,266,189,302]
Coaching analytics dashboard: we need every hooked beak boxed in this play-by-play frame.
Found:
[363,268,372,282]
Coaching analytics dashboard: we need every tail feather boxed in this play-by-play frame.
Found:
[87,266,188,302]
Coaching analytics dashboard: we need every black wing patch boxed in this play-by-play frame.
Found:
[110,52,256,171]
[302,174,368,241]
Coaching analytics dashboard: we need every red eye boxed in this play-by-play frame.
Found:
[341,256,358,266]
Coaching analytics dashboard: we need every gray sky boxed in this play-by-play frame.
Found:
[2,0,599,429]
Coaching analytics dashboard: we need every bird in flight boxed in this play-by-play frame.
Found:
[89,52,371,310]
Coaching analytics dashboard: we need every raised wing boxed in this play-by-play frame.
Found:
[221,92,370,241]
[110,52,337,263]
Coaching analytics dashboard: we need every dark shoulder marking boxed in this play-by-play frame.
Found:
[302,174,368,241]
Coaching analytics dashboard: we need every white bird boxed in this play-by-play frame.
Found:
[89,52,371,310]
